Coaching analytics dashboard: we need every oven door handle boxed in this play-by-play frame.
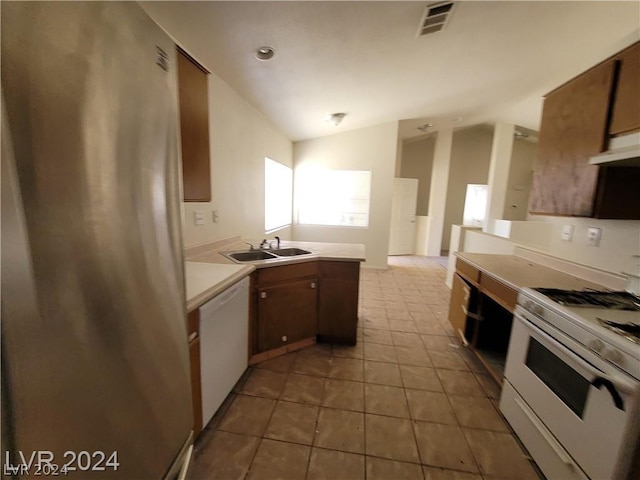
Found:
[592,377,625,411]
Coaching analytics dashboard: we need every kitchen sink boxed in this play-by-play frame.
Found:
[269,248,312,257]
[227,251,278,262]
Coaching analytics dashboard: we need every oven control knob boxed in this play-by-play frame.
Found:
[589,339,605,354]
[604,348,624,366]
[533,305,544,316]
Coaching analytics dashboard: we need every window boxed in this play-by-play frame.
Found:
[296,167,371,227]
[462,184,488,226]
[264,158,293,232]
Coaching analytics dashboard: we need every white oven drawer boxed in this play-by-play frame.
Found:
[500,380,588,480]
[503,312,638,480]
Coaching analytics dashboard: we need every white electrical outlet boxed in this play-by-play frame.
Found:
[193,210,205,226]
[587,227,602,247]
[561,224,574,241]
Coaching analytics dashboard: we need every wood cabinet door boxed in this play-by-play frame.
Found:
[257,278,318,352]
[610,42,640,136]
[177,48,211,202]
[449,273,471,344]
[529,60,616,216]
[318,261,360,345]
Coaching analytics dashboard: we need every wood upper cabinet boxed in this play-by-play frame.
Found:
[609,42,640,136]
[529,60,615,217]
[176,47,211,202]
[317,261,360,345]
[529,41,640,219]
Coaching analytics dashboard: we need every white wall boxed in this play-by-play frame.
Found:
[400,136,435,216]
[292,122,399,268]
[442,125,493,251]
[526,216,640,275]
[180,70,293,247]
[503,139,537,221]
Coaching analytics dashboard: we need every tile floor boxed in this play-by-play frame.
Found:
[189,256,542,480]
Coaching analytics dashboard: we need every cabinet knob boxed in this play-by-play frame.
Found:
[260,292,267,299]
[311,282,316,289]
[282,335,287,342]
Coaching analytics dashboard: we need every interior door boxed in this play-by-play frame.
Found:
[388,178,418,255]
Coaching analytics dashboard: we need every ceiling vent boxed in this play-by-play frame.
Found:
[417,2,456,37]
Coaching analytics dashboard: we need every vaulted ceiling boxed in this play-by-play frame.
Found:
[142,1,640,141]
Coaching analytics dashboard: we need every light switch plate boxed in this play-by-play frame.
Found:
[193,211,205,226]
[561,224,574,241]
[587,227,602,247]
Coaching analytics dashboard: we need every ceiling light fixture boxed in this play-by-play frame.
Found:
[325,112,346,126]
[255,46,275,61]
[417,123,433,132]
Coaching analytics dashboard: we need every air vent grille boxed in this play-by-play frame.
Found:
[417,1,455,37]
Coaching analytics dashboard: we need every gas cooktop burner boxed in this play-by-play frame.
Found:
[533,288,640,311]
[597,318,640,344]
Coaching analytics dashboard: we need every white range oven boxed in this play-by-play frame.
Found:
[500,288,640,480]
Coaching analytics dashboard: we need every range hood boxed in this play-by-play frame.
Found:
[590,132,640,167]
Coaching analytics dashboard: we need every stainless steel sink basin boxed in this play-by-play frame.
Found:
[270,248,312,257]
[227,251,278,262]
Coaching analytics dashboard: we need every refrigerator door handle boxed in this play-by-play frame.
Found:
[177,444,193,480]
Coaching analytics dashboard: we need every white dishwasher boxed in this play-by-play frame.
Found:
[199,276,250,428]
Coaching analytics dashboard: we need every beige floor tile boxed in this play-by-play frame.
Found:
[437,369,485,396]
[448,395,509,432]
[303,343,333,357]
[364,384,410,418]
[254,352,298,372]
[327,356,364,381]
[428,350,469,371]
[292,352,332,377]
[280,373,325,405]
[399,365,443,392]
[366,457,425,480]
[421,334,460,351]
[422,466,482,480]
[307,448,365,480]
[405,389,457,425]
[217,395,276,437]
[364,343,398,363]
[332,343,364,359]
[388,319,418,332]
[246,439,310,480]
[363,328,394,345]
[391,331,425,348]
[365,414,420,463]
[361,317,390,330]
[190,430,260,480]
[364,361,403,387]
[237,368,288,398]
[413,421,478,473]
[415,321,448,336]
[458,350,489,374]
[264,400,319,445]
[474,373,501,399]
[463,429,540,480]
[322,378,365,411]
[395,345,433,367]
[314,408,365,454]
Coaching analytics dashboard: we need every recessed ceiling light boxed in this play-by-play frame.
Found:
[325,113,346,126]
[255,46,275,61]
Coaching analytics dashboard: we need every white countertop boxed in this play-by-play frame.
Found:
[185,261,254,312]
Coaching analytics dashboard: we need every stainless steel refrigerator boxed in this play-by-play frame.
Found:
[1,2,193,478]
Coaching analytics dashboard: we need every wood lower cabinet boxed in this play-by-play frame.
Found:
[450,273,472,344]
[317,261,360,345]
[252,262,319,355]
[186,309,202,436]
[257,277,318,352]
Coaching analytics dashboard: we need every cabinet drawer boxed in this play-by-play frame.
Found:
[456,258,480,283]
[257,261,318,285]
[480,275,518,312]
